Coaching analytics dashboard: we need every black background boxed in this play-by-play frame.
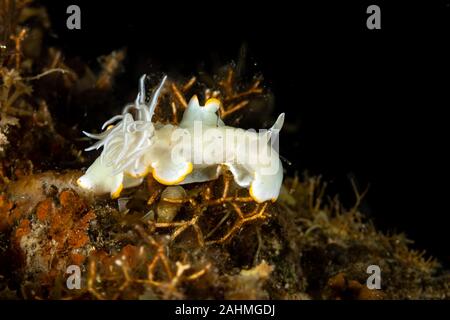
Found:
[2,300,448,319]
[39,0,449,265]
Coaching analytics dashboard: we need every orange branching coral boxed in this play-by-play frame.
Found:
[86,226,211,300]
[217,68,264,118]
[147,170,272,247]
[152,65,265,125]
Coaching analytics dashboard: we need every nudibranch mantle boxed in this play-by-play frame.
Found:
[77,75,285,203]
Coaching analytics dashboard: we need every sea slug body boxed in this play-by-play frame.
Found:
[77,75,285,203]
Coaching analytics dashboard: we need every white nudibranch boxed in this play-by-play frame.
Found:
[77,75,285,203]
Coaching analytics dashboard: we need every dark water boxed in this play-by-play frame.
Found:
[40,0,450,265]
